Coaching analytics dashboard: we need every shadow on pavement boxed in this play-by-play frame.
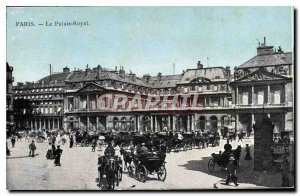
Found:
[6,154,40,159]
[179,145,283,188]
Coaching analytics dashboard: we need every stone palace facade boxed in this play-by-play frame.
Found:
[12,39,294,136]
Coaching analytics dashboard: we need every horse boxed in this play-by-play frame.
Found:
[120,148,133,170]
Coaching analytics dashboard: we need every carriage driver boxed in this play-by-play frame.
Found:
[104,140,115,157]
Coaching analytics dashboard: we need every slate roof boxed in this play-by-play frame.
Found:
[66,69,150,87]
[179,67,229,84]
[38,72,71,84]
[238,52,293,69]
[148,75,182,88]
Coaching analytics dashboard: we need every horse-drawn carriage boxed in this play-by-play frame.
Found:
[97,155,123,190]
[207,145,241,173]
[127,152,167,183]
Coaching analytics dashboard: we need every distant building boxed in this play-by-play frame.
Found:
[6,62,14,132]
[13,66,71,131]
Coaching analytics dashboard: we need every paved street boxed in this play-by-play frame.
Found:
[6,138,287,190]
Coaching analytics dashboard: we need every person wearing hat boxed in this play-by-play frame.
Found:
[104,140,115,157]
[225,154,239,187]
[29,140,36,157]
[54,145,63,166]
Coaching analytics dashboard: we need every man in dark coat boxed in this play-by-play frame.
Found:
[225,155,239,186]
[69,134,74,148]
[29,140,36,157]
[104,141,115,157]
[54,145,63,166]
[11,136,16,148]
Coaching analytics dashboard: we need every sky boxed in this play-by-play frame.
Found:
[7,6,293,84]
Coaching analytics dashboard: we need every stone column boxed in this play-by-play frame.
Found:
[105,116,108,132]
[150,116,154,131]
[87,94,89,110]
[58,118,60,130]
[78,116,81,131]
[39,119,42,130]
[236,114,239,132]
[204,97,207,107]
[53,118,55,129]
[43,119,46,129]
[137,116,140,132]
[267,84,270,104]
[87,116,90,131]
[252,114,255,134]
[172,115,176,131]
[191,114,195,131]
[168,116,171,130]
[252,86,255,105]
[236,87,239,105]
[48,119,50,130]
[35,119,38,131]
[187,115,190,132]
[30,120,33,130]
[154,116,157,132]
[96,116,99,131]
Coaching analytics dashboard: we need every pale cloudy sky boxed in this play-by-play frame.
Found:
[7,6,293,83]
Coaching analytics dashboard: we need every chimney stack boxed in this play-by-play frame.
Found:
[197,61,203,69]
[143,74,151,83]
[63,66,70,73]
[96,65,102,79]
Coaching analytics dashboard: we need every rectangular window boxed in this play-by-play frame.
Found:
[198,86,202,92]
[258,91,264,105]
[274,90,281,104]
[214,85,218,91]
[184,87,188,93]
[242,92,249,105]
[207,85,211,90]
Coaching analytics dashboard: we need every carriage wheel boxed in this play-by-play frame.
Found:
[198,142,202,149]
[157,165,167,181]
[137,165,147,183]
[115,171,120,187]
[183,144,188,151]
[175,144,180,152]
[208,159,215,174]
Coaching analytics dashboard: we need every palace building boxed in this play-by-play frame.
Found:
[11,38,294,136]
[231,38,293,135]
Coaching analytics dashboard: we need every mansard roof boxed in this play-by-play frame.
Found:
[66,68,150,87]
[38,72,71,84]
[148,75,182,88]
[179,67,229,84]
[238,52,293,69]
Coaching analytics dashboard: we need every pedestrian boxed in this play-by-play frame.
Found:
[244,144,252,160]
[11,136,16,148]
[91,138,96,152]
[225,155,239,187]
[69,134,74,148]
[6,142,10,156]
[29,140,36,157]
[46,142,54,159]
[237,132,243,142]
[281,155,290,187]
[54,145,63,166]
